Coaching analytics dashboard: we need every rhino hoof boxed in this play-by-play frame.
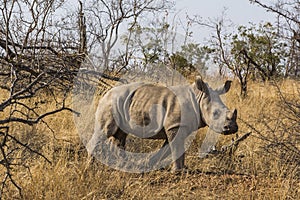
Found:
[171,166,189,174]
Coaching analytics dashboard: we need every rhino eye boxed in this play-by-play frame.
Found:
[213,110,220,119]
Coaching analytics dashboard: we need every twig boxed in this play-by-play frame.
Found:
[221,132,252,152]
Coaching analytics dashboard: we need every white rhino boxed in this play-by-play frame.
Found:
[87,76,238,171]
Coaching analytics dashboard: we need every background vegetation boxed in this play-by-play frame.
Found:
[0,0,299,199]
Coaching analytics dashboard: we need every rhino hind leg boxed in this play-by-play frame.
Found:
[105,129,128,164]
[111,129,127,150]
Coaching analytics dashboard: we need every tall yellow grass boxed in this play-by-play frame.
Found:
[1,79,299,199]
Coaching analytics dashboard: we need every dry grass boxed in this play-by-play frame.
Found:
[1,79,300,199]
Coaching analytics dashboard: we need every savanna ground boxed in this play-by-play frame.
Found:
[1,78,300,199]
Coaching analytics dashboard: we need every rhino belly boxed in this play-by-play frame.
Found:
[147,129,167,139]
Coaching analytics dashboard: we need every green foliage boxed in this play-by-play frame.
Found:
[122,20,210,76]
[171,43,210,76]
[209,21,289,96]
[231,23,288,81]
[169,53,194,76]
[122,21,169,66]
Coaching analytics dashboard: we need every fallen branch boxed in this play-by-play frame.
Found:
[203,132,252,157]
[221,132,252,153]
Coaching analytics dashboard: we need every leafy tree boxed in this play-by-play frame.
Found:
[122,19,210,78]
[169,52,195,77]
[178,43,210,75]
[231,23,288,82]
[206,21,288,96]
[250,0,300,77]
[121,17,173,72]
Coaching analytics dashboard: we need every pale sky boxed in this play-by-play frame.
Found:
[175,0,276,42]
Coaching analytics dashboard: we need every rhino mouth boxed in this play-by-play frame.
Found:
[221,125,238,135]
[208,123,238,135]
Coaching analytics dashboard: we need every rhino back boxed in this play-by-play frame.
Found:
[129,84,181,130]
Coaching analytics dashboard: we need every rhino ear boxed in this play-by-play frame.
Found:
[195,76,208,94]
[217,80,232,94]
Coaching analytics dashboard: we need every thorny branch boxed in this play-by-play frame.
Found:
[0,0,89,197]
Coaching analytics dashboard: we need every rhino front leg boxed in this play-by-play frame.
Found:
[167,128,188,172]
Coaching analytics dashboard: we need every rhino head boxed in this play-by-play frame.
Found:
[193,76,238,135]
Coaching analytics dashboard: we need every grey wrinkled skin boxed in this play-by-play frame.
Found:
[87,76,238,172]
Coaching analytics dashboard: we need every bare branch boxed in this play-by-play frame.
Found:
[251,0,300,25]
